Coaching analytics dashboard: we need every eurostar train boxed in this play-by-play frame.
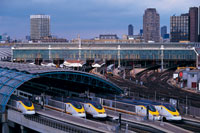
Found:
[11,95,35,115]
[64,100,86,118]
[69,98,107,118]
[134,100,182,121]
[83,101,107,118]
[117,100,160,120]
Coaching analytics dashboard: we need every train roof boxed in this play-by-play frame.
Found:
[133,100,171,106]
[117,99,153,106]
[10,95,30,102]
[52,97,82,104]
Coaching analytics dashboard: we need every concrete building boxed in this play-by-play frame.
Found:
[128,24,134,36]
[161,26,167,39]
[30,15,50,40]
[143,8,160,42]
[189,7,199,42]
[99,34,118,40]
[175,68,200,90]
[170,14,189,42]
[199,6,200,42]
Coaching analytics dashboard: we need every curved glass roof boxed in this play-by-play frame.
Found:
[0,62,123,113]
[0,68,38,112]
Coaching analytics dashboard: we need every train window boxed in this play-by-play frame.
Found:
[92,103,103,109]
[68,105,70,107]
[148,105,156,112]
[141,107,143,110]
[164,104,176,112]
[161,107,163,110]
[71,102,82,109]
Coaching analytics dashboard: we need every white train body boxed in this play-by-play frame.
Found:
[16,100,35,115]
[83,102,107,118]
[64,102,86,118]
[154,104,182,121]
[135,105,160,120]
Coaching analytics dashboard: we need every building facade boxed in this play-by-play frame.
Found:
[199,6,200,42]
[30,15,50,40]
[170,14,189,42]
[143,8,160,42]
[189,7,199,42]
[128,24,134,36]
[161,26,167,39]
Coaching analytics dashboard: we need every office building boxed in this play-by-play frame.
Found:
[199,6,200,42]
[189,7,198,42]
[128,24,134,36]
[143,8,160,42]
[140,29,143,36]
[30,15,50,40]
[161,26,167,39]
[170,14,189,42]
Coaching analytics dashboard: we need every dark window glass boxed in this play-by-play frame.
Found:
[92,102,103,109]
[164,104,176,112]
[22,99,32,107]
[71,102,82,109]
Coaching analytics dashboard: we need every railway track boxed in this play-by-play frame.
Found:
[108,68,200,108]
[168,119,200,132]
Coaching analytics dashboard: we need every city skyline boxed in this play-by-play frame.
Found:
[0,0,199,40]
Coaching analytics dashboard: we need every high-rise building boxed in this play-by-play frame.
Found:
[143,8,160,42]
[30,15,50,40]
[170,14,189,42]
[161,26,167,39]
[140,29,143,36]
[199,6,200,42]
[128,24,134,36]
[189,7,198,42]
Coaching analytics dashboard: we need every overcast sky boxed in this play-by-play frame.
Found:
[0,0,199,39]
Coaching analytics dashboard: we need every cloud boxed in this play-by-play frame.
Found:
[0,0,199,39]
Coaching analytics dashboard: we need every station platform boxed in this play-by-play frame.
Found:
[37,108,113,133]
[106,109,191,133]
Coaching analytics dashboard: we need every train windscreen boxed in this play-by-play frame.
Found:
[148,105,156,112]
[92,102,103,109]
[72,102,82,109]
[164,104,176,112]
[22,100,32,107]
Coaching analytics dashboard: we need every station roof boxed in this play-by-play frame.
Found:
[0,62,123,113]
[13,42,199,51]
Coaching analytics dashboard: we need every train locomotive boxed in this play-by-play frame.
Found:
[64,100,86,118]
[134,100,182,121]
[117,99,160,120]
[11,95,35,115]
[83,101,107,118]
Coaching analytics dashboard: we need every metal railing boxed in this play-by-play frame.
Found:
[25,114,98,133]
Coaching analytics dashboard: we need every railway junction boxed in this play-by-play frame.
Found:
[0,62,199,132]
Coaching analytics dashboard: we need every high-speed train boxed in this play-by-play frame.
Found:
[11,95,35,115]
[49,98,86,118]
[64,100,86,117]
[69,98,107,118]
[117,100,160,120]
[134,100,182,121]
[83,101,107,118]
